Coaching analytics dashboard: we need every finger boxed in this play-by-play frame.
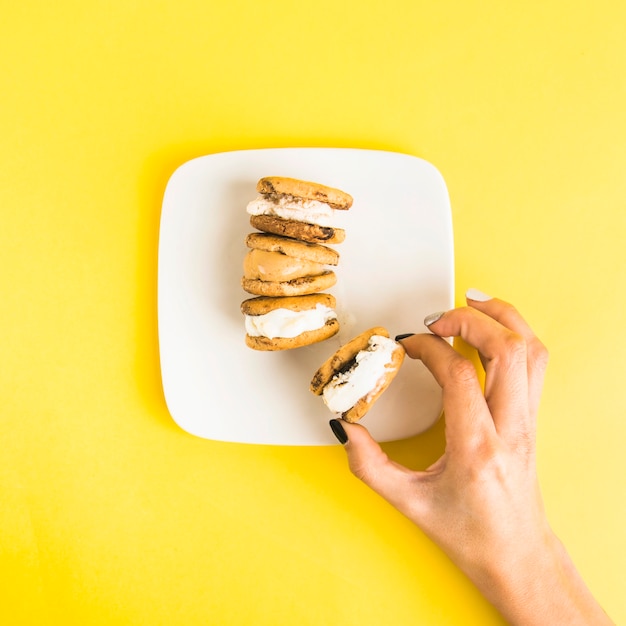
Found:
[397,333,494,449]
[425,308,530,440]
[466,290,549,418]
[331,420,424,519]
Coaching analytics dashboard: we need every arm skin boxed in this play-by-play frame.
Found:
[331,292,614,625]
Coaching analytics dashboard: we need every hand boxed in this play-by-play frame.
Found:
[330,290,613,625]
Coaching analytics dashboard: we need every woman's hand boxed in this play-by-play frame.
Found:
[330,290,613,625]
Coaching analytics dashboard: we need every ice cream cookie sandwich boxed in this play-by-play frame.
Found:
[247,176,352,245]
[310,327,405,422]
[242,232,339,297]
[241,293,339,351]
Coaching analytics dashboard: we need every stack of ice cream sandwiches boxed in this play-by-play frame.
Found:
[241,176,352,351]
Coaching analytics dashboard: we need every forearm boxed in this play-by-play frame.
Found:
[472,531,613,626]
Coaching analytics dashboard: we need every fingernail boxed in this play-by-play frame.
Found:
[466,288,492,302]
[394,333,415,341]
[329,419,348,444]
[424,311,446,327]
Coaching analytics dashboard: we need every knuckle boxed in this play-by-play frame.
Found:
[461,436,504,480]
[464,431,496,459]
[513,428,536,458]
[529,339,549,371]
[447,356,478,385]
[501,331,527,362]
[348,450,389,486]
[349,460,370,483]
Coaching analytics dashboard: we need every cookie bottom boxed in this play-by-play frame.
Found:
[241,271,336,296]
[245,319,340,351]
[250,215,345,245]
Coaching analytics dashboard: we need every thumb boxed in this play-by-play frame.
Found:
[330,419,419,515]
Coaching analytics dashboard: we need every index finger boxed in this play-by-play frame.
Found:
[398,333,494,448]
[425,306,531,442]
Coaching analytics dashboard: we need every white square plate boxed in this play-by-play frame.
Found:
[158,148,454,445]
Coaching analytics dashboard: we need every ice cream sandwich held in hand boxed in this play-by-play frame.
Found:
[246,176,353,244]
[310,327,405,422]
[241,293,339,351]
[242,233,339,297]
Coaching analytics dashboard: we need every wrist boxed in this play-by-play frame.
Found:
[477,529,613,625]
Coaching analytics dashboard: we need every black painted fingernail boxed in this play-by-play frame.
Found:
[329,419,348,444]
[394,333,415,341]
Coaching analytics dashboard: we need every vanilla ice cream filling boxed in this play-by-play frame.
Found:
[323,336,398,413]
[246,195,340,228]
[245,304,336,339]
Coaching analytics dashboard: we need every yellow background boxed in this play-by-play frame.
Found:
[1,1,624,624]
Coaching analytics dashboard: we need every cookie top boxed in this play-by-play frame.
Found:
[243,248,327,282]
[310,327,390,395]
[257,176,353,210]
[245,232,340,266]
[250,215,346,245]
[241,293,336,316]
